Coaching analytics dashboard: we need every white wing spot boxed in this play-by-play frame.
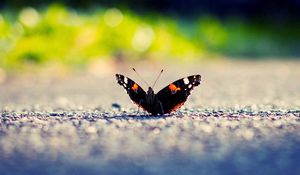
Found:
[124,77,128,84]
[188,84,192,88]
[183,78,189,85]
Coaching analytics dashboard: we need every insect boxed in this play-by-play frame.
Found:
[115,68,201,115]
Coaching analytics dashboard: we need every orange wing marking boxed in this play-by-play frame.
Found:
[169,84,181,93]
[168,102,185,113]
[132,83,139,92]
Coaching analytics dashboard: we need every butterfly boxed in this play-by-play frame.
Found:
[115,69,201,115]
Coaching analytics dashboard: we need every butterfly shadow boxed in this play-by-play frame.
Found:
[106,113,174,120]
[105,111,191,120]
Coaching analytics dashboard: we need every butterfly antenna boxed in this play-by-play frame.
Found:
[152,69,163,88]
[132,68,150,87]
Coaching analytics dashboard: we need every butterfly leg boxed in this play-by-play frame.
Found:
[136,99,144,115]
[158,100,164,115]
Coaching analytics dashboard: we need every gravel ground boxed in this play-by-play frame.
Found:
[0,60,300,175]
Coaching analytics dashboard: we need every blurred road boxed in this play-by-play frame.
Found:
[0,60,300,175]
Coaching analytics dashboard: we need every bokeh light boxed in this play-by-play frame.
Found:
[19,7,40,27]
[132,26,154,52]
[104,8,123,27]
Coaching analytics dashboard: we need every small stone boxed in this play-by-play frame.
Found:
[112,103,121,109]
[85,126,97,134]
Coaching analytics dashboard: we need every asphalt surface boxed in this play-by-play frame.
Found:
[0,60,300,175]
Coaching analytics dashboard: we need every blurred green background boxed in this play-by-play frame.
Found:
[0,0,299,73]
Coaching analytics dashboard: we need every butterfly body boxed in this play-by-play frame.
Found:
[116,74,201,115]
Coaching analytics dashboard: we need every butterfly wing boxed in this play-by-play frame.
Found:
[116,74,147,109]
[156,75,201,114]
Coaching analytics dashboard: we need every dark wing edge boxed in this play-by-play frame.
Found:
[156,74,202,114]
[115,74,148,109]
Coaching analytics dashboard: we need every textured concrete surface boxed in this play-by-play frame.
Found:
[0,61,300,175]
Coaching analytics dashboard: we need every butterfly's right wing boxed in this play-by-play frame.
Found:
[115,74,147,108]
[156,75,201,114]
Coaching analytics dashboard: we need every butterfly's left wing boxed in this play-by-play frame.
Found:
[156,75,201,114]
[116,74,148,109]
